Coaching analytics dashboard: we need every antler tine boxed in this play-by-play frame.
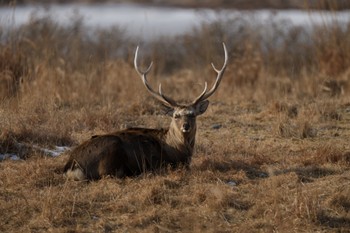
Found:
[158,84,178,106]
[193,42,228,104]
[134,46,177,107]
[192,82,208,104]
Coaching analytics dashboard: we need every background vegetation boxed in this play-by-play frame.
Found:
[2,0,350,10]
[0,5,350,232]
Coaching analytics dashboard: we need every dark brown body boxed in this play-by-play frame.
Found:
[64,128,191,180]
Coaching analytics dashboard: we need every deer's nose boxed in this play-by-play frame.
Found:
[182,123,191,132]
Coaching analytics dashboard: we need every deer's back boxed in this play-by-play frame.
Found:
[64,128,169,180]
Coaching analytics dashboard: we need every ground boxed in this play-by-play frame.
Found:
[0,7,350,232]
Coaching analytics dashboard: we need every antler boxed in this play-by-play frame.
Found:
[192,43,228,104]
[134,46,178,107]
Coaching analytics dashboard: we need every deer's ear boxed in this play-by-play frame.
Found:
[195,100,209,115]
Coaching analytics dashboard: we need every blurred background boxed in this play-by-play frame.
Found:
[1,0,350,9]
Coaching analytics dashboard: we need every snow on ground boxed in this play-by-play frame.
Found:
[33,145,70,157]
[0,145,70,161]
[0,153,21,161]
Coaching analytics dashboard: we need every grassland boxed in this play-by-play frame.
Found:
[1,11,350,232]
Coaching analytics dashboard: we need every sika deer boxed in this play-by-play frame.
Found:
[64,43,228,180]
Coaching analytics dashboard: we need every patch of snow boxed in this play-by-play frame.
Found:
[0,153,21,161]
[227,181,237,187]
[0,145,70,161]
[35,145,70,157]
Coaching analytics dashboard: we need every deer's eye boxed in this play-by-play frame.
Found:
[174,114,181,119]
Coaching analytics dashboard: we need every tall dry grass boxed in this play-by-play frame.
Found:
[0,11,350,232]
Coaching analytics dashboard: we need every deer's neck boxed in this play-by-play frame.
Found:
[164,123,196,164]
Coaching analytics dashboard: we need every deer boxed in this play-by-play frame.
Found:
[64,43,228,180]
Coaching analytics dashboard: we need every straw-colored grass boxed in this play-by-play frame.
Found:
[1,12,350,232]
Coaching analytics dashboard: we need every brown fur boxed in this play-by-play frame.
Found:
[64,128,169,179]
[63,108,203,180]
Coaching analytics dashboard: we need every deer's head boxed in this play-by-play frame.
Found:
[134,43,228,138]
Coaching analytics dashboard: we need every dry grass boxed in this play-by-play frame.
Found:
[1,12,350,232]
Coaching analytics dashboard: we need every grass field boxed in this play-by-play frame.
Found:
[1,11,350,232]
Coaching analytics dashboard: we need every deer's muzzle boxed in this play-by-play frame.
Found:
[182,123,191,133]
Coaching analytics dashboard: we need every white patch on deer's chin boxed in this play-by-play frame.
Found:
[182,128,190,133]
